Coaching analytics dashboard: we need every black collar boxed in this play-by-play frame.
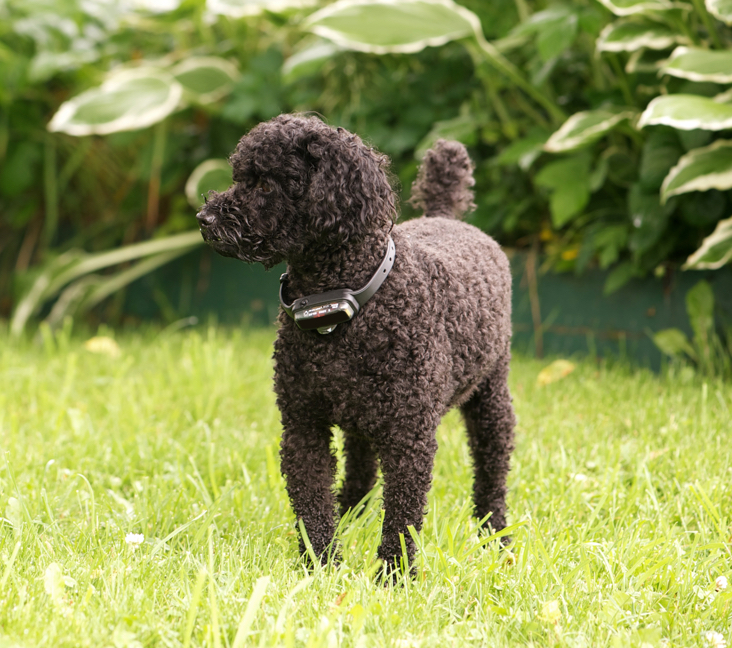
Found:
[279,236,395,333]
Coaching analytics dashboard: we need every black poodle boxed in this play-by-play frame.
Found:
[196,114,515,573]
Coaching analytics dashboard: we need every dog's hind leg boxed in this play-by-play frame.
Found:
[338,433,378,517]
[460,353,515,541]
[279,421,338,564]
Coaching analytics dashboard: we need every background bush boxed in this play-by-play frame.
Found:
[1,0,731,329]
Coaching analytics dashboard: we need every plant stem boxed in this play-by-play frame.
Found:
[690,0,722,48]
[58,137,92,193]
[146,120,168,233]
[467,46,519,139]
[510,88,551,129]
[44,135,59,248]
[513,0,530,22]
[607,54,635,108]
[0,105,9,163]
[467,34,566,126]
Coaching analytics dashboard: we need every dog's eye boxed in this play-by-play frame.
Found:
[256,179,272,193]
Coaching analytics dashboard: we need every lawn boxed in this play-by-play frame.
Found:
[0,324,730,647]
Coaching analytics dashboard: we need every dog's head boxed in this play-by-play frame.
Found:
[196,114,396,268]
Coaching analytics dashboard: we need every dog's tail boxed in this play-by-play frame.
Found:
[409,139,476,220]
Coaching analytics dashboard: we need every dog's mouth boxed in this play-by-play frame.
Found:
[197,223,239,257]
[199,224,283,267]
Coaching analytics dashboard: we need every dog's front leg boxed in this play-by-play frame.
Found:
[376,419,439,575]
[279,421,338,565]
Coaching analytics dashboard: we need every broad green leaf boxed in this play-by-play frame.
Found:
[684,216,732,269]
[597,19,688,52]
[185,159,233,209]
[10,232,202,336]
[595,0,681,15]
[639,129,683,191]
[537,13,578,62]
[653,328,695,358]
[594,223,629,269]
[628,184,672,255]
[282,41,342,82]
[415,114,480,159]
[511,7,579,62]
[661,46,732,83]
[172,57,239,104]
[603,260,635,294]
[303,0,481,54]
[706,0,732,24]
[48,68,183,136]
[534,154,591,227]
[511,5,575,34]
[660,139,732,202]
[495,129,550,170]
[544,108,636,152]
[638,94,732,131]
[207,0,315,17]
[46,250,188,328]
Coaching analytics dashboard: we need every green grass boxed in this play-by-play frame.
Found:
[0,324,730,647]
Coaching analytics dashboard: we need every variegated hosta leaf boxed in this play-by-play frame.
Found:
[714,87,732,103]
[638,94,732,131]
[186,159,232,209]
[48,68,183,135]
[544,108,637,152]
[706,0,732,25]
[206,0,315,17]
[661,139,732,202]
[171,57,239,104]
[282,41,342,82]
[303,0,481,54]
[595,0,682,16]
[132,0,182,12]
[684,216,732,269]
[597,19,687,52]
[661,46,732,83]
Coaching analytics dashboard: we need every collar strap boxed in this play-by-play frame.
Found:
[279,236,395,327]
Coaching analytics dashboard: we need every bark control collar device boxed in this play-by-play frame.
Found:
[279,236,395,335]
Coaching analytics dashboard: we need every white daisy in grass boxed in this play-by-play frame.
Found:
[125,532,144,548]
[704,631,727,648]
[715,576,728,592]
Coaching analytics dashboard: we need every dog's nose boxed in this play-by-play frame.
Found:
[196,210,215,227]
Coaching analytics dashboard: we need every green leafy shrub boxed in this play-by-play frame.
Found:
[529,0,732,289]
[653,280,732,378]
[5,0,732,336]
[296,0,732,293]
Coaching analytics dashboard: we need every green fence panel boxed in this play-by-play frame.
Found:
[124,246,732,368]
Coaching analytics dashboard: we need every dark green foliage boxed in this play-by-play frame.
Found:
[3,0,732,327]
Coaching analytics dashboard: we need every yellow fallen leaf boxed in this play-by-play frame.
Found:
[539,599,562,624]
[84,336,121,358]
[537,359,576,386]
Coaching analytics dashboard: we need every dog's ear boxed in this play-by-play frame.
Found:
[303,128,396,244]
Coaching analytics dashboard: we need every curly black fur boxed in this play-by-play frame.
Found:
[197,114,515,574]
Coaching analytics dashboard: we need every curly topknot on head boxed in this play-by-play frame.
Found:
[230,114,398,247]
[409,140,476,220]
